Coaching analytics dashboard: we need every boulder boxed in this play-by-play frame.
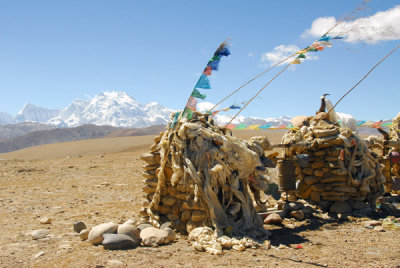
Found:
[87,222,118,245]
[263,213,282,225]
[330,201,351,214]
[140,227,175,246]
[102,233,140,250]
[117,224,140,240]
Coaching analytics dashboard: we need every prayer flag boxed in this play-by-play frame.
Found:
[245,124,260,130]
[226,124,236,130]
[186,96,197,111]
[234,123,247,130]
[297,54,306,59]
[229,105,241,109]
[195,74,211,89]
[170,112,180,129]
[258,124,271,129]
[212,111,220,116]
[332,36,344,39]
[290,59,301,64]
[307,47,318,52]
[207,58,221,70]
[318,36,331,42]
[203,67,212,76]
[191,89,206,100]
[297,49,308,54]
[319,41,332,47]
[216,47,230,57]
[356,120,366,126]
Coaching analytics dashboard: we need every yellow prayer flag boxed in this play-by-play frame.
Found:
[296,50,307,54]
[290,59,301,64]
[245,124,261,130]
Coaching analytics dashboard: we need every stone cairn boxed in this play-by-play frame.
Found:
[365,112,400,194]
[281,112,386,213]
[139,111,275,253]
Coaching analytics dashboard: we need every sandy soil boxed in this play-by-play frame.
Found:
[0,131,399,267]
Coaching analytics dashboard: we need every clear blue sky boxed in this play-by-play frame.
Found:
[0,0,399,121]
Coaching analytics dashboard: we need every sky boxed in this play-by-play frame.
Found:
[0,0,399,121]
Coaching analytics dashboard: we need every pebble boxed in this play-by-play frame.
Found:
[87,222,118,245]
[363,220,381,228]
[102,233,140,250]
[290,210,305,221]
[79,229,90,241]
[40,217,52,224]
[373,226,385,232]
[33,251,44,258]
[140,227,175,246]
[73,222,87,233]
[264,213,283,225]
[31,229,49,240]
[107,260,124,267]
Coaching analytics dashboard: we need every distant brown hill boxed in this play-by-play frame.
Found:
[0,124,166,154]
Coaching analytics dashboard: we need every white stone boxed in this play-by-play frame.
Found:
[87,222,118,245]
[140,227,173,246]
[33,251,44,258]
[107,260,124,267]
[79,229,90,241]
[117,224,140,240]
[31,229,49,240]
[40,217,52,224]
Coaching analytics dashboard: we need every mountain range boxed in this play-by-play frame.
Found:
[1,91,174,128]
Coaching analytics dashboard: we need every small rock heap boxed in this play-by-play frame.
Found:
[281,112,385,214]
[365,112,400,194]
[140,111,274,239]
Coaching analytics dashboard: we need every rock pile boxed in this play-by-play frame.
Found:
[76,219,175,249]
[281,112,385,214]
[365,112,400,194]
[140,111,276,238]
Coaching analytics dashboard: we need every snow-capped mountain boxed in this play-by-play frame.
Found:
[214,114,292,127]
[0,112,14,124]
[48,92,174,127]
[1,91,293,128]
[14,103,60,123]
[4,91,175,128]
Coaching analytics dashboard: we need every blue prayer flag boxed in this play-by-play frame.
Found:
[229,105,241,109]
[195,74,211,89]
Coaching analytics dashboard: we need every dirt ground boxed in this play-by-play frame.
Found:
[0,131,399,268]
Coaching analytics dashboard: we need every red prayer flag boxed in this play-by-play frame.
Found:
[186,96,197,111]
[203,67,212,76]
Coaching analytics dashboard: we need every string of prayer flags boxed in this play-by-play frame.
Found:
[179,41,230,122]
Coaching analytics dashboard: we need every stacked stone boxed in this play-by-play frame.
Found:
[365,112,400,193]
[139,111,275,237]
[140,135,209,233]
[282,112,385,212]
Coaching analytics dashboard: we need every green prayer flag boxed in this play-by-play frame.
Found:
[234,123,246,130]
[297,54,306,59]
[307,47,318,52]
[191,89,206,100]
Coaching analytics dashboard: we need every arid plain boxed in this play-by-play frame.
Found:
[0,130,399,267]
